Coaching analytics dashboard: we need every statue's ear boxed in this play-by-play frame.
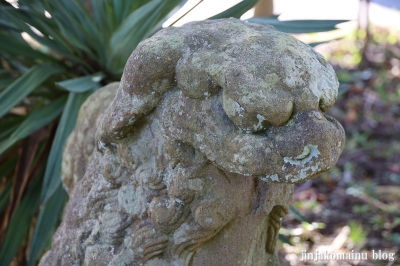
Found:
[98,28,184,145]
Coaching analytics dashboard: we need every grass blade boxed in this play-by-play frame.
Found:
[56,73,104,93]
[0,170,42,266]
[40,91,92,204]
[0,96,67,156]
[28,183,67,266]
[0,65,65,119]
[208,0,258,19]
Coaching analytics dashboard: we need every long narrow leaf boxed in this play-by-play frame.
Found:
[0,116,25,142]
[0,65,64,119]
[0,170,42,266]
[40,91,92,204]
[0,180,12,214]
[110,0,184,70]
[246,17,347,33]
[28,183,67,266]
[278,234,292,245]
[208,0,258,19]
[0,96,67,156]
[56,73,104,93]
[0,78,14,91]
[3,7,75,60]
[289,206,310,223]
[0,32,57,63]
[0,156,18,182]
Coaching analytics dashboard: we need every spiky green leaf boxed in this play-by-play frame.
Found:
[289,206,310,223]
[209,0,258,19]
[0,65,64,119]
[0,171,42,266]
[0,116,25,142]
[0,180,12,214]
[56,73,104,93]
[0,96,67,156]
[278,234,292,245]
[110,0,186,71]
[28,184,67,266]
[0,156,17,183]
[40,91,92,204]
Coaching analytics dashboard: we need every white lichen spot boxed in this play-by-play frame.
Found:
[195,133,204,142]
[97,140,107,150]
[235,101,245,117]
[284,161,322,182]
[282,145,323,182]
[253,114,266,131]
[175,198,184,205]
[128,116,135,125]
[261,174,279,182]
[283,145,320,166]
[205,218,213,225]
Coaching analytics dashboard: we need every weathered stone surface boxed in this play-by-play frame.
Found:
[39,19,345,266]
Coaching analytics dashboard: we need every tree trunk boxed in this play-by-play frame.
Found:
[253,0,274,17]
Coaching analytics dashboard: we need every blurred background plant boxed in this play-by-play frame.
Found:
[0,0,350,265]
[0,1,260,265]
[274,0,400,264]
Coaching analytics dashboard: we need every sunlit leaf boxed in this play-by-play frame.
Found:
[0,31,57,62]
[246,17,347,33]
[56,73,104,93]
[0,65,64,119]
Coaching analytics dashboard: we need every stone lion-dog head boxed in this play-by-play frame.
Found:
[40,19,345,266]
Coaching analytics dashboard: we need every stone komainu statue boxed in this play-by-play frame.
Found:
[40,19,345,266]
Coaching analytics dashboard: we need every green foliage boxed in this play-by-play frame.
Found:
[0,170,42,266]
[0,0,346,264]
[0,1,257,264]
[348,220,368,246]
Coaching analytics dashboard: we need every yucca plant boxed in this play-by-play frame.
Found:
[0,0,345,264]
